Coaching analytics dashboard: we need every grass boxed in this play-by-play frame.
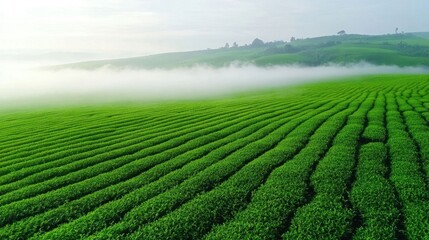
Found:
[0,74,429,239]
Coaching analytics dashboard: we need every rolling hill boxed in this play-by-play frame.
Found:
[51,33,429,70]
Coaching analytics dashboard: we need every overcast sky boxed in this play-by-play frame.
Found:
[1,0,428,59]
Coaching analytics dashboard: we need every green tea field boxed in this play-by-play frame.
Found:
[1,75,429,239]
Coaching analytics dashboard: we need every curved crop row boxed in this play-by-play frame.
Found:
[397,97,429,181]
[0,101,254,159]
[362,93,387,142]
[124,96,356,240]
[0,100,278,194]
[0,97,316,239]
[27,102,324,240]
[351,142,399,239]
[0,75,428,239]
[0,101,292,221]
[283,92,376,239]
[203,92,368,240]
[386,93,429,239]
[0,101,257,173]
[0,112,157,164]
[0,108,161,158]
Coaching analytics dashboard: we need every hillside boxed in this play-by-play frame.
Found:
[52,33,429,70]
[1,74,429,239]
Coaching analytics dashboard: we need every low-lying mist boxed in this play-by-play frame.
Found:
[1,62,428,107]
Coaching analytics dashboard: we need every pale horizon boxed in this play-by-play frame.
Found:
[1,0,429,61]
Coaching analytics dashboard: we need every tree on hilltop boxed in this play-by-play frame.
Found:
[337,30,346,35]
[251,38,264,47]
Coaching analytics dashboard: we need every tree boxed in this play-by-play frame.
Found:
[290,36,296,42]
[251,38,264,47]
[224,43,230,48]
[337,30,346,35]
[232,42,238,48]
[395,27,399,34]
[284,44,297,53]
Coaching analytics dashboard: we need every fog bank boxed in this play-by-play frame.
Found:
[1,62,428,107]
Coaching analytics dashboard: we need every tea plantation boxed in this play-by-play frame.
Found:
[1,75,429,239]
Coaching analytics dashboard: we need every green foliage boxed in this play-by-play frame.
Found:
[351,143,399,240]
[29,101,318,240]
[0,75,428,239]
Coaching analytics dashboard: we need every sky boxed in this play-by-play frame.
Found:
[1,0,429,60]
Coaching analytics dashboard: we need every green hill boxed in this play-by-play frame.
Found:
[52,33,429,70]
[413,32,429,39]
